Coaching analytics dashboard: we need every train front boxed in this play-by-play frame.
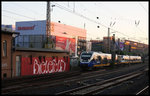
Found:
[79,51,93,70]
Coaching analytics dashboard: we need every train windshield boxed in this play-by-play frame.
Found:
[81,53,92,59]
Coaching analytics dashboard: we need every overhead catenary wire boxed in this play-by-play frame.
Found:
[11,3,43,16]
[3,13,94,39]
[2,2,147,44]
[95,3,147,35]
[2,10,35,20]
[138,3,148,14]
[53,3,145,42]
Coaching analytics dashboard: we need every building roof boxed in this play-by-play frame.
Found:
[1,30,20,35]
[14,47,69,53]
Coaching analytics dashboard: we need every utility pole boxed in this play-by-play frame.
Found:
[118,38,120,55]
[75,36,78,57]
[108,27,110,53]
[129,45,131,66]
[46,1,51,48]
[111,34,115,68]
[73,2,75,12]
[46,1,51,36]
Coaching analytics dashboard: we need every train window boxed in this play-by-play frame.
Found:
[81,53,92,59]
[103,58,108,64]
[97,56,101,63]
[3,40,7,57]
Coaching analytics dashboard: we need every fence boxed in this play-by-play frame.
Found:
[15,35,56,49]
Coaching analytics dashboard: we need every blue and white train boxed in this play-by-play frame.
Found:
[79,51,142,70]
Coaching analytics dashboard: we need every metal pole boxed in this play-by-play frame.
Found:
[75,36,78,57]
[110,34,115,68]
[108,27,110,53]
[118,38,120,55]
[46,1,51,36]
[46,1,51,48]
[129,45,131,66]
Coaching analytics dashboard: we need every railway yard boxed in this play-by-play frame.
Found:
[2,60,149,95]
[2,2,149,95]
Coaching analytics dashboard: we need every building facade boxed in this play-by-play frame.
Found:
[124,40,149,56]
[103,36,114,53]
[1,30,19,79]
[15,20,87,56]
[90,40,103,52]
[1,30,70,79]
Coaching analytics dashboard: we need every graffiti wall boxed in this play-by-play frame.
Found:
[21,57,70,76]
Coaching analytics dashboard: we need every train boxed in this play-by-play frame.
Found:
[79,51,142,70]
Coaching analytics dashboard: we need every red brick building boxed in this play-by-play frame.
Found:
[1,30,19,78]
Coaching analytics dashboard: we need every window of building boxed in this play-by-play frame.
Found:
[3,40,7,57]
[3,73,7,78]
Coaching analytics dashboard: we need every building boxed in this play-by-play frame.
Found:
[1,30,20,78]
[15,20,86,38]
[90,40,103,52]
[77,37,87,56]
[1,30,70,79]
[124,40,149,56]
[12,47,70,77]
[103,36,114,53]
[15,20,87,56]
[1,25,15,32]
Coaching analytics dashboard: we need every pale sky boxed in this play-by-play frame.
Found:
[2,1,148,44]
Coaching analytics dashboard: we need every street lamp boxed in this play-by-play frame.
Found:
[51,5,55,12]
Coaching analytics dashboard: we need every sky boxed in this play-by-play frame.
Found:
[2,1,149,44]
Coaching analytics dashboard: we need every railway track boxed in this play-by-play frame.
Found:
[2,71,80,88]
[55,69,147,95]
[136,86,149,95]
[2,69,106,94]
[2,71,81,94]
[2,63,148,94]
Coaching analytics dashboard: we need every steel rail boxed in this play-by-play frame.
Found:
[2,63,147,94]
[136,86,149,95]
[2,71,81,94]
[55,69,145,95]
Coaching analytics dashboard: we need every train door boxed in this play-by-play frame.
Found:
[16,55,21,76]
